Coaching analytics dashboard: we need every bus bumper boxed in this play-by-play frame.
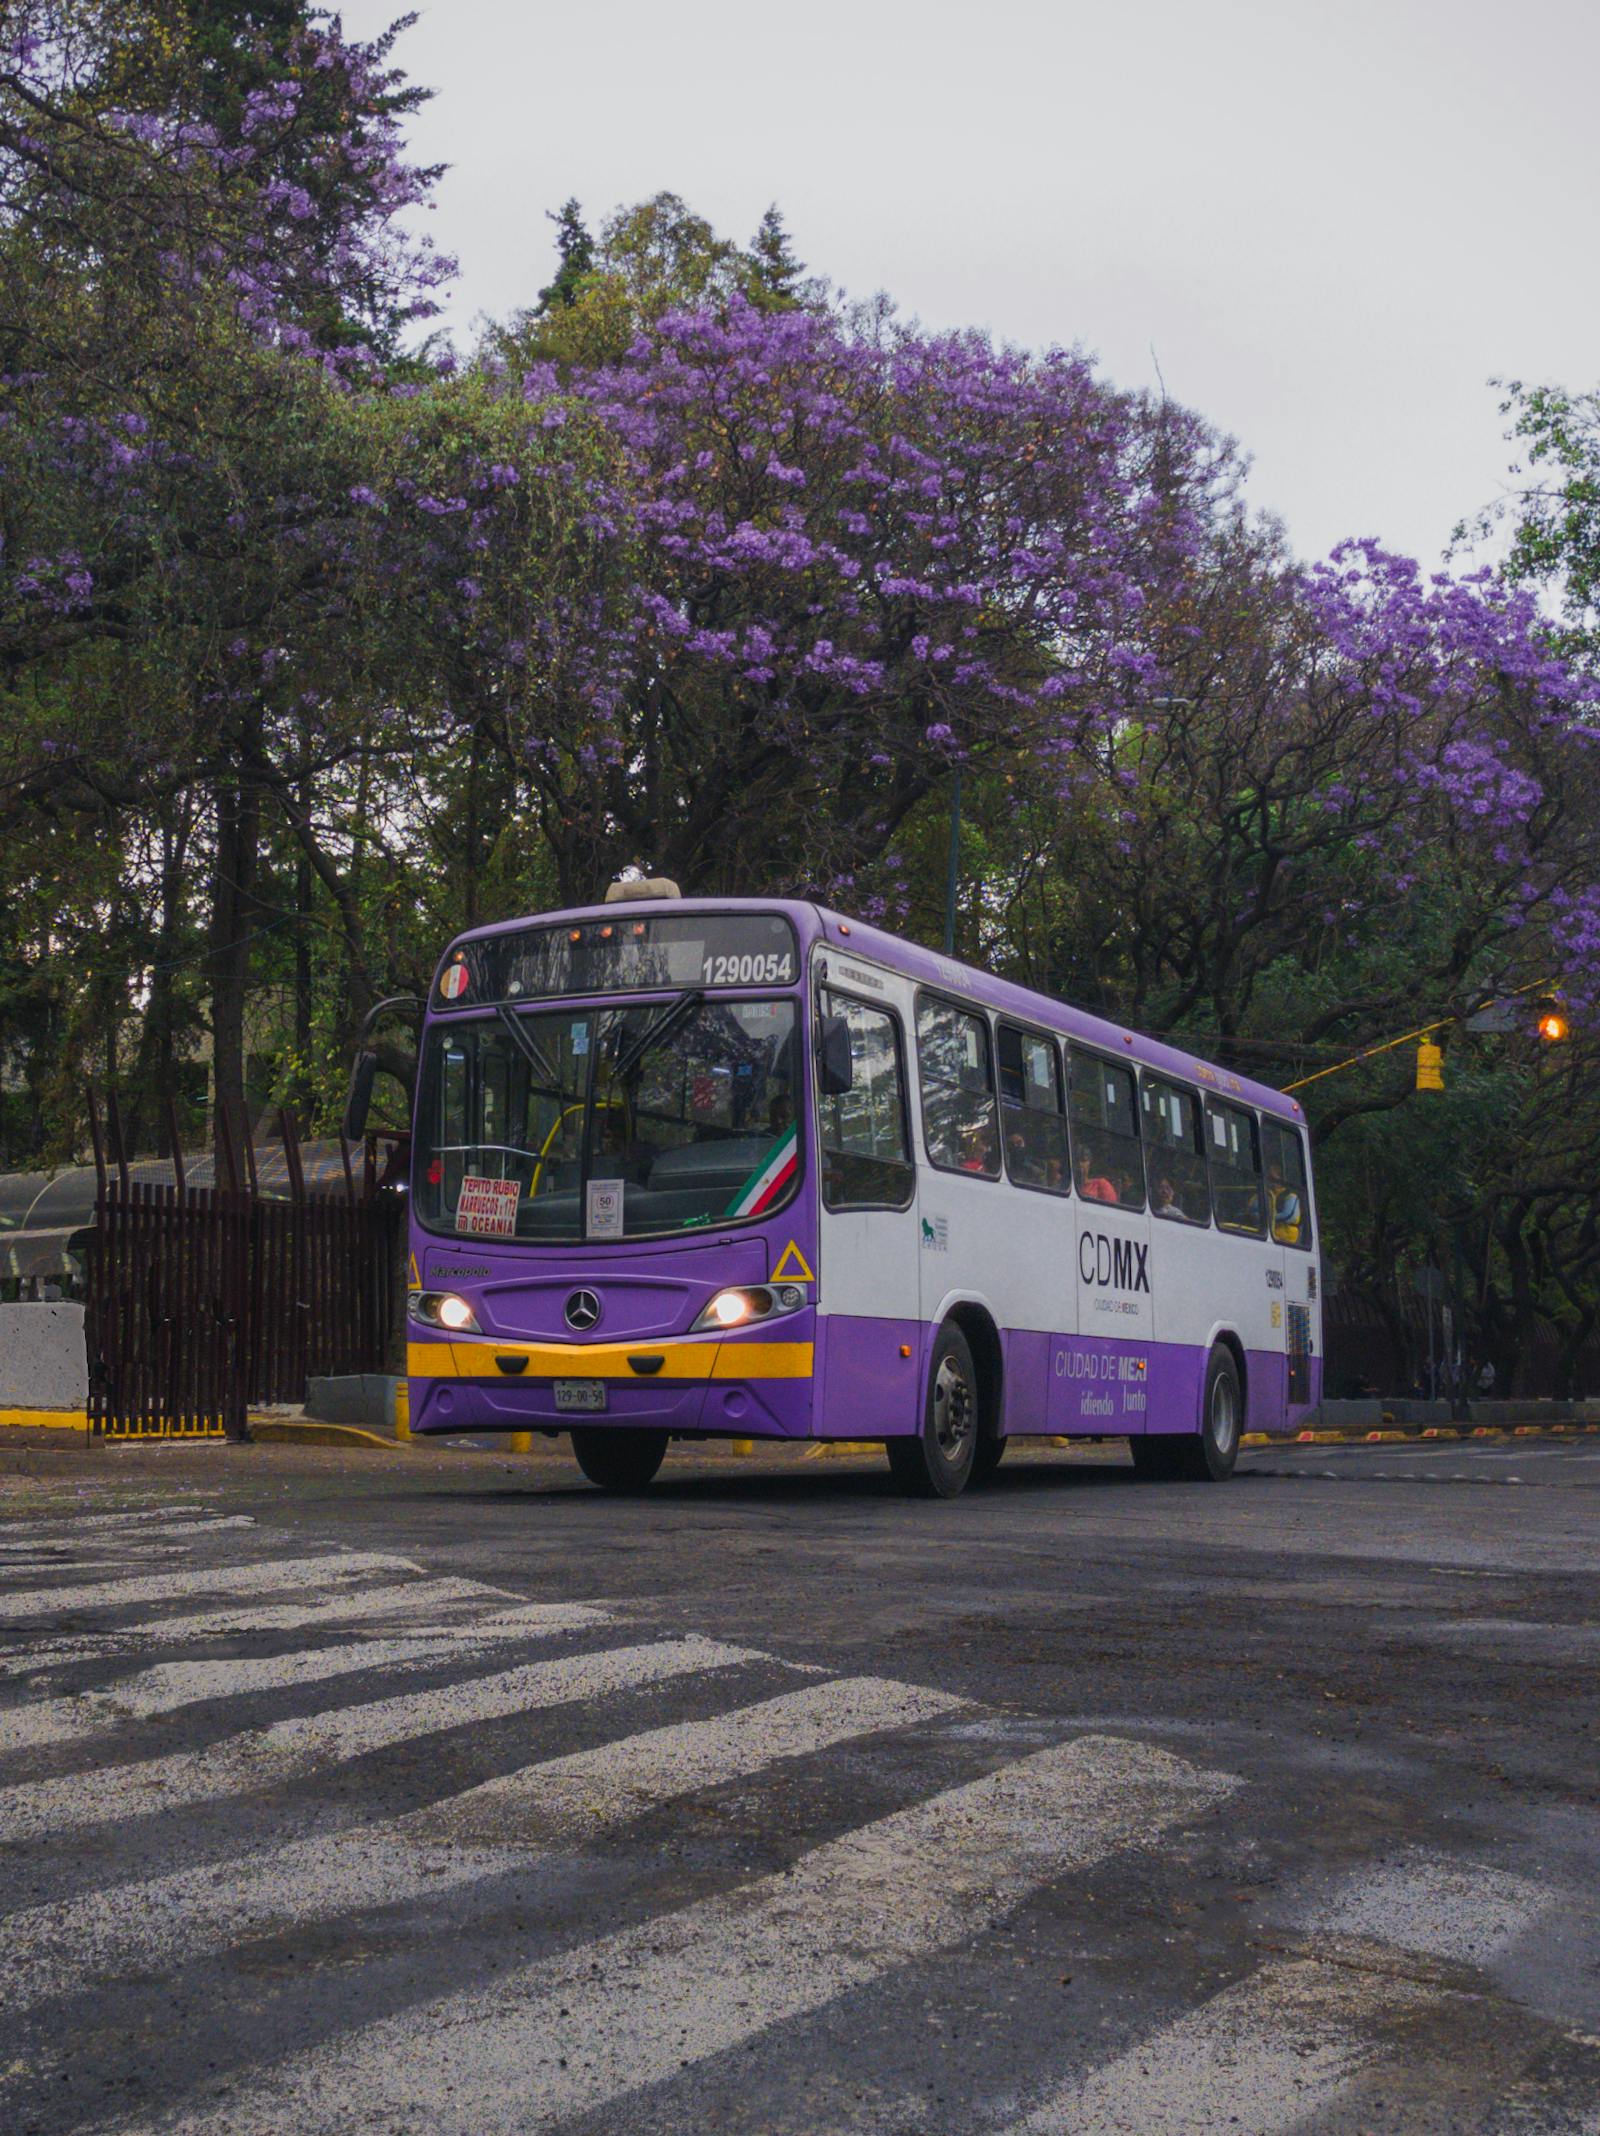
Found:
[406,1331,815,1440]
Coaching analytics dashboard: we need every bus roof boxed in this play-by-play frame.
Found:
[443,895,1305,1128]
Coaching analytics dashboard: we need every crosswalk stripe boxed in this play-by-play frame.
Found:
[0,1635,762,1842]
[1008,1850,1553,2136]
[0,1551,423,1621]
[0,1505,215,1536]
[0,1576,520,1674]
[131,1733,1238,2136]
[0,1604,610,1754]
[0,1674,965,2020]
[412,1671,971,1841]
[1008,1956,1400,2136]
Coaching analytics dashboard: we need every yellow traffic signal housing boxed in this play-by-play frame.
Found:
[1416,1040,1445,1091]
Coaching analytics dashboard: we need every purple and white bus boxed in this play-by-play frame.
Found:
[399,887,1320,1496]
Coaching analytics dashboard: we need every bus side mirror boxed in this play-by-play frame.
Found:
[818,1015,854,1097]
[342,1051,378,1143]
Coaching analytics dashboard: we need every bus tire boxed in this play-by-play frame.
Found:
[1130,1347,1242,1482]
[1177,1345,1242,1481]
[888,1323,978,1499]
[970,1431,1007,1485]
[570,1426,668,1492]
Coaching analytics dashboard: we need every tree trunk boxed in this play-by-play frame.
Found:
[208,743,262,1153]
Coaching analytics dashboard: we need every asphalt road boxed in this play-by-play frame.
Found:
[2,1430,1599,2136]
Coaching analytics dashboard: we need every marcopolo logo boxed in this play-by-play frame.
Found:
[1079,1230,1150,1294]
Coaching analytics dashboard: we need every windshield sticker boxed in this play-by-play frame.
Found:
[587,1176,625,1239]
[439,960,470,1001]
[455,1176,520,1237]
[725,1124,799,1218]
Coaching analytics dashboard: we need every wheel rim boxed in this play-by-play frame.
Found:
[931,1353,974,1462]
[1210,1371,1239,1456]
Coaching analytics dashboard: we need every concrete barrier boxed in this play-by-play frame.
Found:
[305,1373,404,1433]
[0,1303,87,1410]
[1467,1398,1575,1426]
[1311,1398,1385,1430]
[1382,1398,1454,1426]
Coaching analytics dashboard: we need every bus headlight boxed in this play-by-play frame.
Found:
[692,1285,807,1334]
[411,1291,480,1333]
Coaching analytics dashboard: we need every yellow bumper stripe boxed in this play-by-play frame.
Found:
[407,1337,813,1381]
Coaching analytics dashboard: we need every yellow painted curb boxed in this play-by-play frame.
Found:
[1366,1429,1409,1441]
[248,1418,397,1451]
[730,1438,755,1456]
[1295,1429,1348,1442]
[1471,1427,1506,1438]
[1241,1432,1270,1446]
[0,1407,86,1431]
[1420,1427,1462,1439]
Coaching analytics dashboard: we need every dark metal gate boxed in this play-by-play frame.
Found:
[84,1095,401,1439]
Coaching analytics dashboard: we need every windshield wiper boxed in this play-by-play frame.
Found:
[609,989,705,1082]
[495,1003,563,1093]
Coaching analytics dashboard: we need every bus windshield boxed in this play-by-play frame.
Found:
[414,997,801,1243]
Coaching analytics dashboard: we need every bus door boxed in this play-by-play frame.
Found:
[1262,1115,1316,1418]
[1140,1073,1216,1424]
[1055,1049,1154,1435]
[813,982,921,1435]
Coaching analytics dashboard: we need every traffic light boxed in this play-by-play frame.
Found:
[1416,1039,1444,1091]
[1534,998,1570,1044]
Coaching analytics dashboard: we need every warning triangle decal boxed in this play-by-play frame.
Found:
[772,1240,815,1282]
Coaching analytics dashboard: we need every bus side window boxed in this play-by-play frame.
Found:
[916,997,1001,1178]
[997,1024,1069,1194]
[1261,1118,1311,1248]
[1140,1074,1210,1225]
[1066,1048,1145,1211]
[1207,1099,1266,1236]
[817,992,914,1211]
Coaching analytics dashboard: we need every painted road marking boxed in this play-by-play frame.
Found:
[132,1734,1237,2136]
[0,1576,525,1675]
[0,1604,610,1754]
[410,1671,970,1842]
[0,1675,966,2020]
[0,1551,422,1621]
[1009,1850,1552,2135]
[0,1636,762,1842]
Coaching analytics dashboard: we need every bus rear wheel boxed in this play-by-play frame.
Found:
[888,1323,978,1500]
[1131,1346,1241,1482]
[570,1426,668,1493]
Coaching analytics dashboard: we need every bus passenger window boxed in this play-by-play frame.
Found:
[1066,1049,1145,1211]
[1261,1118,1311,1248]
[1207,1100,1266,1236]
[997,1024,1069,1193]
[817,992,914,1210]
[917,998,1001,1178]
[1140,1075,1210,1225]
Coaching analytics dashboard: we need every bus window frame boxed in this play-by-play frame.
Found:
[914,990,1003,1182]
[1064,1041,1146,1213]
[815,985,916,1214]
[1139,1069,1212,1229]
[1205,1095,1268,1240]
[995,1016,1072,1198]
[1261,1114,1314,1251]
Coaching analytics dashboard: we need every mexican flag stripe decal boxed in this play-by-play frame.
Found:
[725,1125,799,1218]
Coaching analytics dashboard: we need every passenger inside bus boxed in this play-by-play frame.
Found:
[1075,1149,1118,1203]
[1267,1158,1302,1244]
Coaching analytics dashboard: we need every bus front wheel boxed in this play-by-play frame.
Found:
[888,1323,978,1500]
[570,1426,668,1493]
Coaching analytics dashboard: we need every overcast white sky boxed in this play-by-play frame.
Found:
[342,0,1598,570]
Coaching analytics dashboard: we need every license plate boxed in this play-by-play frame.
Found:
[554,1380,607,1413]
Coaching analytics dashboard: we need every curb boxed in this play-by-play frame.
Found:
[1268,1422,1600,1448]
[249,1417,399,1451]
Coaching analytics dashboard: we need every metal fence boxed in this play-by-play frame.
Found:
[83,1094,401,1439]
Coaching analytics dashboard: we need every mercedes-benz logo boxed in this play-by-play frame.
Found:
[564,1289,602,1331]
